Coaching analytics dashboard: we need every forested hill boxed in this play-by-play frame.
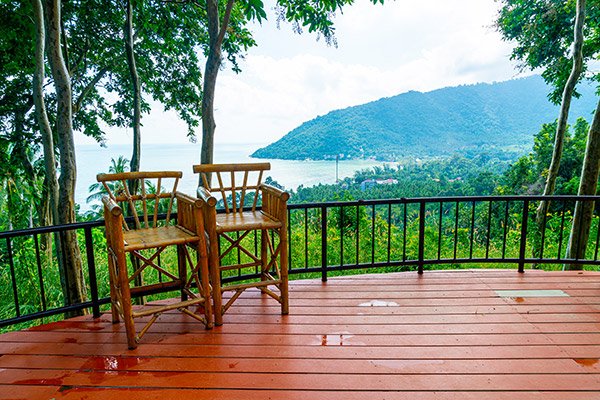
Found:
[252,76,598,161]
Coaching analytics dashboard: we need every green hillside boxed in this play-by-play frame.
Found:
[252,76,598,161]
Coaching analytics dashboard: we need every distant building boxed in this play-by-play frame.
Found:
[360,178,399,191]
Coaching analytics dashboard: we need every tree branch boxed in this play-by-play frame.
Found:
[72,66,108,114]
[217,0,235,46]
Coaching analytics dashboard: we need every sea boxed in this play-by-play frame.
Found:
[76,142,397,211]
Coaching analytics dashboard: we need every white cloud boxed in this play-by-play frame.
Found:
[79,0,525,147]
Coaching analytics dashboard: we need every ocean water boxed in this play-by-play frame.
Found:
[76,142,396,210]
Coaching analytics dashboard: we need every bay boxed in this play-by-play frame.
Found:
[76,142,396,211]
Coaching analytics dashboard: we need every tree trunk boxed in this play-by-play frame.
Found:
[124,0,141,182]
[535,0,586,226]
[199,0,235,184]
[32,0,59,257]
[44,0,87,309]
[566,99,600,268]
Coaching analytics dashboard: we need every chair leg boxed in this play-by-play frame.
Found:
[107,254,120,324]
[260,229,268,288]
[279,227,289,315]
[115,249,138,349]
[177,245,188,302]
[209,234,224,326]
[198,245,214,329]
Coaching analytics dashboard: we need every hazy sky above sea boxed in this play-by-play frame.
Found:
[75,0,531,147]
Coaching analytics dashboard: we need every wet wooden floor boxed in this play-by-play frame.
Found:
[2,269,600,399]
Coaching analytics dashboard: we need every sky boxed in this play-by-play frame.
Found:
[75,0,529,147]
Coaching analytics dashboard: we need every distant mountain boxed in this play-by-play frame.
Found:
[252,76,598,161]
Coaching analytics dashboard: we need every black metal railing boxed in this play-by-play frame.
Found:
[2,195,600,329]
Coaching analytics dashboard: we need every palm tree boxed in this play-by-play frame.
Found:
[85,156,130,217]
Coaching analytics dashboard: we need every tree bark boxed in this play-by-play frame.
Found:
[200,0,235,184]
[535,0,586,224]
[32,0,59,227]
[44,0,88,309]
[124,0,141,183]
[566,99,600,268]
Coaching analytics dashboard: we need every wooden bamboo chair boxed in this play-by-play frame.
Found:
[193,163,289,326]
[98,171,212,349]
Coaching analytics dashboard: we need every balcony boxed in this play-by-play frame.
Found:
[2,196,600,397]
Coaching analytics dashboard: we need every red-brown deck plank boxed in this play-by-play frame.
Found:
[2,269,600,399]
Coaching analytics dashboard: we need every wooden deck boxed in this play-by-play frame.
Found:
[2,269,600,399]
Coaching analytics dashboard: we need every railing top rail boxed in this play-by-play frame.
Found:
[3,195,600,237]
[0,219,105,239]
[288,195,600,209]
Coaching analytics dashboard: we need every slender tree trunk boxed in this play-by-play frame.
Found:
[200,0,235,184]
[124,0,141,181]
[535,0,586,225]
[566,100,600,268]
[44,0,87,310]
[32,0,59,257]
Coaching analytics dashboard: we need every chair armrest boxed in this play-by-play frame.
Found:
[175,191,203,234]
[260,183,290,201]
[176,191,203,208]
[101,196,124,250]
[260,184,290,221]
[102,196,122,217]
[196,186,217,208]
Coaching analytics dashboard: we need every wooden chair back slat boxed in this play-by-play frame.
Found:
[193,163,270,213]
[252,170,264,211]
[96,171,182,228]
[141,180,149,228]
[213,171,228,213]
[121,179,142,229]
[231,171,237,213]
[153,177,162,228]
[165,177,179,224]
[239,170,249,212]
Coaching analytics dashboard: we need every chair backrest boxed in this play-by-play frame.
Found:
[193,163,270,213]
[96,171,182,230]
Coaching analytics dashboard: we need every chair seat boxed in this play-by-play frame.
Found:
[123,225,199,252]
[215,211,282,233]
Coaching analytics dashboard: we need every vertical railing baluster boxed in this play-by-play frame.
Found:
[402,203,407,262]
[453,201,459,260]
[340,206,344,268]
[355,205,359,266]
[321,205,328,282]
[254,229,258,261]
[576,199,587,260]
[557,207,566,260]
[502,201,509,259]
[33,234,47,312]
[236,231,241,267]
[594,210,600,261]
[540,202,549,260]
[84,226,101,318]
[485,201,492,259]
[387,203,392,264]
[518,199,529,273]
[304,208,309,270]
[418,201,425,275]
[287,210,292,271]
[371,205,376,265]
[437,202,443,260]
[6,238,20,317]
[469,201,476,259]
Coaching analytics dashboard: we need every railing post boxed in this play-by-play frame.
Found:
[418,201,425,275]
[518,200,529,273]
[84,226,101,318]
[6,238,20,317]
[321,205,328,282]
